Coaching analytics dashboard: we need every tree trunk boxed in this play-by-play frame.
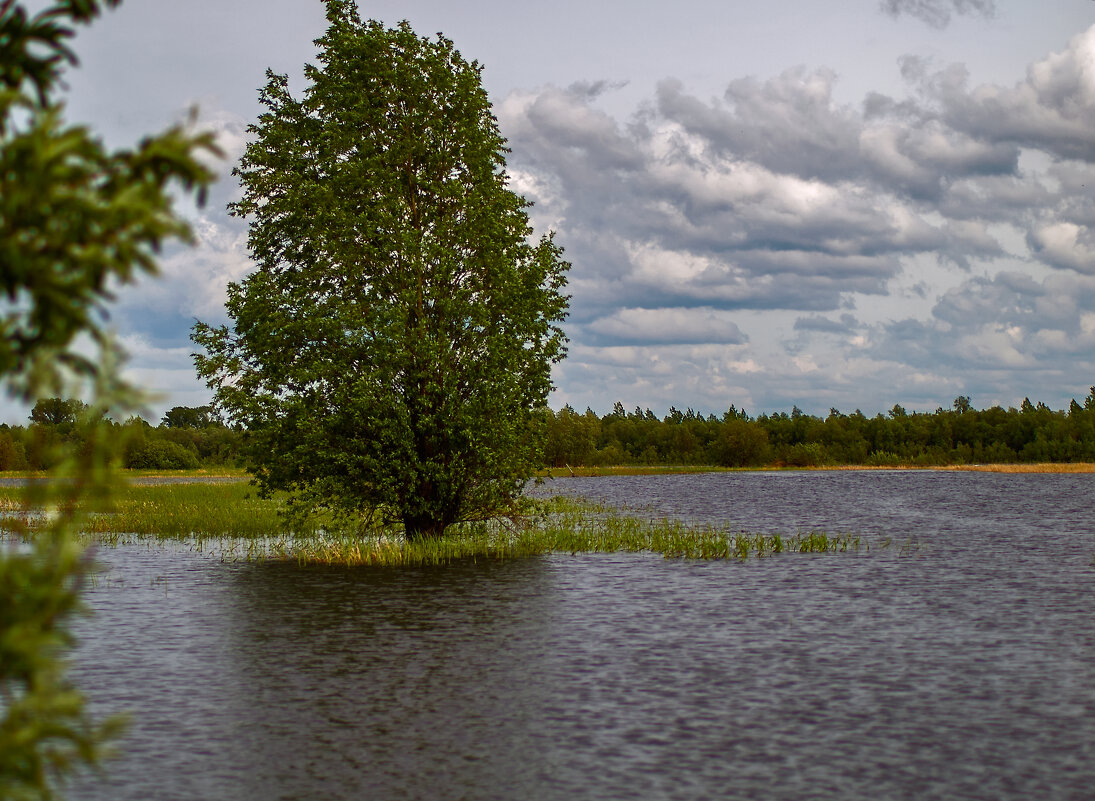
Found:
[402,511,449,540]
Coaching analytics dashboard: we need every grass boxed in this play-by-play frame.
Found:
[0,482,295,539]
[538,462,1095,477]
[934,462,1095,473]
[0,482,867,566]
[283,498,866,566]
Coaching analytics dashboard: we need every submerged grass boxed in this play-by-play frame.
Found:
[0,482,867,566]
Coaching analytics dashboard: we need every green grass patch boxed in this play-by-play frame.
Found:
[0,481,284,539]
[0,482,868,566]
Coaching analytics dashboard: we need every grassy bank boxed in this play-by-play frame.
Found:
[0,482,865,566]
[933,462,1095,473]
[538,462,1095,477]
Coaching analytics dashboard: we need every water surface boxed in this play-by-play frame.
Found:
[69,471,1095,800]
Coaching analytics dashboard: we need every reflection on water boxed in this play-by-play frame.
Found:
[70,472,1095,800]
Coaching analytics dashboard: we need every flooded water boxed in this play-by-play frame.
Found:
[68,471,1095,800]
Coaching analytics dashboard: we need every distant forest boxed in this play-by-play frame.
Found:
[5,390,1095,471]
[542,391,1095,468]
[0,400,241,471]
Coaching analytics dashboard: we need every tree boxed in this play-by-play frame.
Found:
[0,1,217,797]
[160,405,220,429]
[29,397,87,426]
[193,3,569,538]
[710,418,770,467]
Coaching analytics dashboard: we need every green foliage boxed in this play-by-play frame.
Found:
[0,428,26,470]
[1,408,243,471]
[0,1,217,797]
[123,439,200,470]
[194,5,569,537]
[0,531,126,798]
[542,405,601,467]
[710,417,770,467]
[29,398,86,427]
[541,391,1095,467]
[159,405,220,429]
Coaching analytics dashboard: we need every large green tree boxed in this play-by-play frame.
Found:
[193,2,569,537]
[0,1,217,797]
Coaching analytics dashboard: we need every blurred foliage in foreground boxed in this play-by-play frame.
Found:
[0,0,217,798]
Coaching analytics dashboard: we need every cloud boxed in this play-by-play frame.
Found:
[502,82,956,327]
[872,271,1095,377]
[653,69,863,184]
[500,56,1048,344]
[879,0,996,30]
[496,24,1095,415]
[115,333,215,422]
[112,212,251,341]
[69,16,1095,423]
[1027,221,1095,273]
[110,104,254,341]
[794,314,862,335]
[895,27,1095,162]
[583,307,749,346]
[551,342,767,415]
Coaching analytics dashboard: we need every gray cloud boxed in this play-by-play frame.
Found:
[504,24,1095,303]
[653,70,863,184]
[794,314,862,335]
[895,28,1095,163]
[872,271,1095,374]
[504,82,949,323]
[879,0,996,30]
[501,23,1095,413]
[582,307,749,346]
[1027,222,1095,274]
[655,69,1018,199]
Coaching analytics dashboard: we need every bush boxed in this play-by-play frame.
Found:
[710,419,770,467]
[125,440,200,470]
[865,450,903,467]
[782,442,829,467]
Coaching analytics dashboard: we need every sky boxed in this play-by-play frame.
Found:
[20,0,1095,422]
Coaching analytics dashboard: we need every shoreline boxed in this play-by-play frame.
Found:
[2,463,1092,484]
[538,462,1095,477]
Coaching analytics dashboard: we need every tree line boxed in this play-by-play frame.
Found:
[541,391,1095,468]
[0,399,242,471]
[11,390,1095,473]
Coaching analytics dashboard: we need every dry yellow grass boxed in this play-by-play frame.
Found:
[935,463,1095,473]
[781,463,1095,473]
